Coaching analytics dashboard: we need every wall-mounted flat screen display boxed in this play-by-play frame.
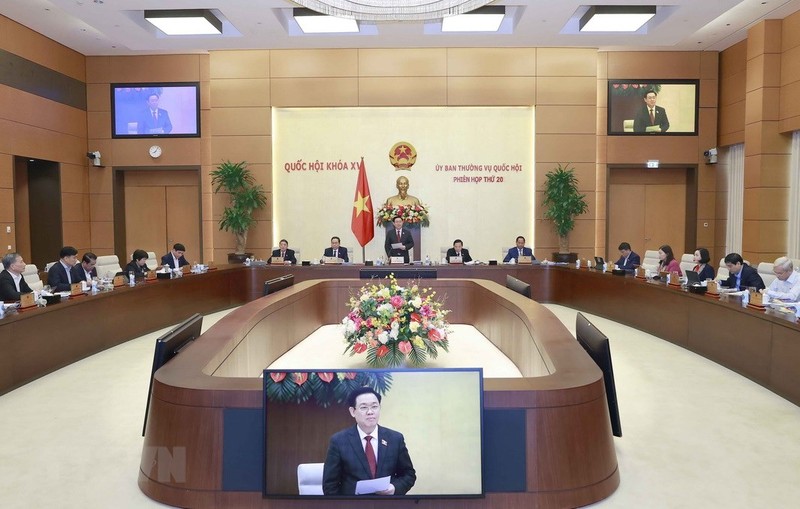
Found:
[111,82,200,138]
[607,79,699,135]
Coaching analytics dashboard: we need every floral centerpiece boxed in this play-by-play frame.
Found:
[264,370,393,407]
[610,83,662,97]
[376,203,430,227]
[342,274,450,367]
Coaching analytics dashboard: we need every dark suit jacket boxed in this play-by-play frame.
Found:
[270,249,297,265]
[503,247,535,263]
[694,264,715,281]
[322,425,416,496]
[722,263,765,291]
[124,260,149,278]
[323,247,349,263]
[0,270,33,301]
[138,108,172,134]
[47,261,74,292]
[614,251,641,271]
[161,253,190,269]
[384,229,414,263]
[70,264,98,283]
[633,105,670,133]
[445,247,472,263]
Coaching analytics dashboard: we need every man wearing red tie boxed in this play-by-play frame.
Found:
[503,236,535,263]
[384,217,414,264]
[323,236,349,263]
[270,239,297,265]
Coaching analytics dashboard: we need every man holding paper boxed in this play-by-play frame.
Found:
[322,387,416,496]
[384,217,414,264]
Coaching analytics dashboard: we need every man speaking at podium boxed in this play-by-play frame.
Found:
[384,217,414,264]
[322,387,416,496]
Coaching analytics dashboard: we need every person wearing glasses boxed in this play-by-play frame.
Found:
[322,386,416,496]
[765,257,800,302]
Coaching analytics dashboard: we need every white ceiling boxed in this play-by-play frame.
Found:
[2,0,800,56]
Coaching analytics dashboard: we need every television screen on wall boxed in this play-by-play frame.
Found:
[111,82,200,138]
[607,79,699,136]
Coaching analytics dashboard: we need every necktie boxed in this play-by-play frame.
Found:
[649,108,655,124]
[334,249,338,258]
[519,249,522,257]
[281,251,285,258]
[397,230,401,239]
[364,436,377,478]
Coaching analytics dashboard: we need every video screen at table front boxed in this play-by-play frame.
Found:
[111,82,200,138]
[607,79,699,136]
[262,368,484,498]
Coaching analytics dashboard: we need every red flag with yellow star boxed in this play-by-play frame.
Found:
[351,157,374,247]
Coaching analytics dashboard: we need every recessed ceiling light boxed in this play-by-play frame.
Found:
[293,8,359,33]
[144,9,223,36]
[579,5,656,32]
[442,6,505,32]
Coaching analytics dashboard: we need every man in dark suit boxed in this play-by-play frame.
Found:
[384,217,414,264]
[271,239,297,265]
[503,236,535,263]
[323,387,416,496]
[633,89,670,133]
[323,236,349,263]
[445,239,472,263]
[161,243,190,269]
[0,253,33,301]
[47,246,79,292]
[614,242,641,271]
[137,93,172,134]
[70,252,98,282]
[721,252,765,291]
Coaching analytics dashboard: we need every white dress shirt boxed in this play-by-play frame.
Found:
[767,271,800,302]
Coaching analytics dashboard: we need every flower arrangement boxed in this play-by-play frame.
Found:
[342,274,450,367]
[610,83,662,97]
[264,370,393,407]
[376,203,430,227]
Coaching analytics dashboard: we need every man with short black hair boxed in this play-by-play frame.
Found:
[503,236,535,263]
[0,253,32,301]
[446,239,472,263]
[615,242,640,271]
[71,252,98,282]
[47,246,79,291]
[633,89,670,133]
[721,252,765,291]
[384,217,414,264]
[323,236,349,263]
[161,243,190,269]
[322,386,416,496]
[271,239,297,265]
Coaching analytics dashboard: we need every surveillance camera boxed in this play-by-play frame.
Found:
[88,151,102,167]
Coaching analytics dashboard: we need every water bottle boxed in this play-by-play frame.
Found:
[129,271,135,287]
[742,290,749,308]
[425,255,431,266]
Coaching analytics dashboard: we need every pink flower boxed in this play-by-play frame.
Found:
[270,372,286,383]
[317,372,334,383]
[353,343,367,353]
[420,304,433,317]
[390,295,404,308]
[398,341,412,354]
[410,312,422,323]
[343,372,357,379]
[293,372,308,385]
[376,345,389,357]
[428,329,442,342]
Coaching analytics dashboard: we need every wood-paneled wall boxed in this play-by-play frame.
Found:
[0,16,87,260]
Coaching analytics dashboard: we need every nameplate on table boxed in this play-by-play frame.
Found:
[270,256,284,265]
[322,256,343,265]
[449,256,463,264]
[390,256,405,265]
[19,292,36,309]
[113,275,125,287]
[635,267,646,279]
[70,282,83,296]
[145,271,157,281]
[518,255,533,264]
[181,265,190,274]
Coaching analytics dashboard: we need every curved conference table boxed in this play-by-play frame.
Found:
[3,264,800,508]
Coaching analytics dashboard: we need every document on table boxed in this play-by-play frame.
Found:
[355,476,391,495]
[391,243,404,249]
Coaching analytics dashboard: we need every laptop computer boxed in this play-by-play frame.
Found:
[685,270,700,284]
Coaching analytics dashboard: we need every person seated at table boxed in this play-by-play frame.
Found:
[47,246,79,292]
[765,257,800,302]
[691,248,715,281]
[322,236,349,263]
[614,242,640,271]
[503,236,535,263]
[446,239,472,263]
[70,252,98,283]
[124,249,151,279]
[657,244,681,275]
[271,239,297,265]
[0,253,32,301]
[161,243,190,269]
[720,252,765,291]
